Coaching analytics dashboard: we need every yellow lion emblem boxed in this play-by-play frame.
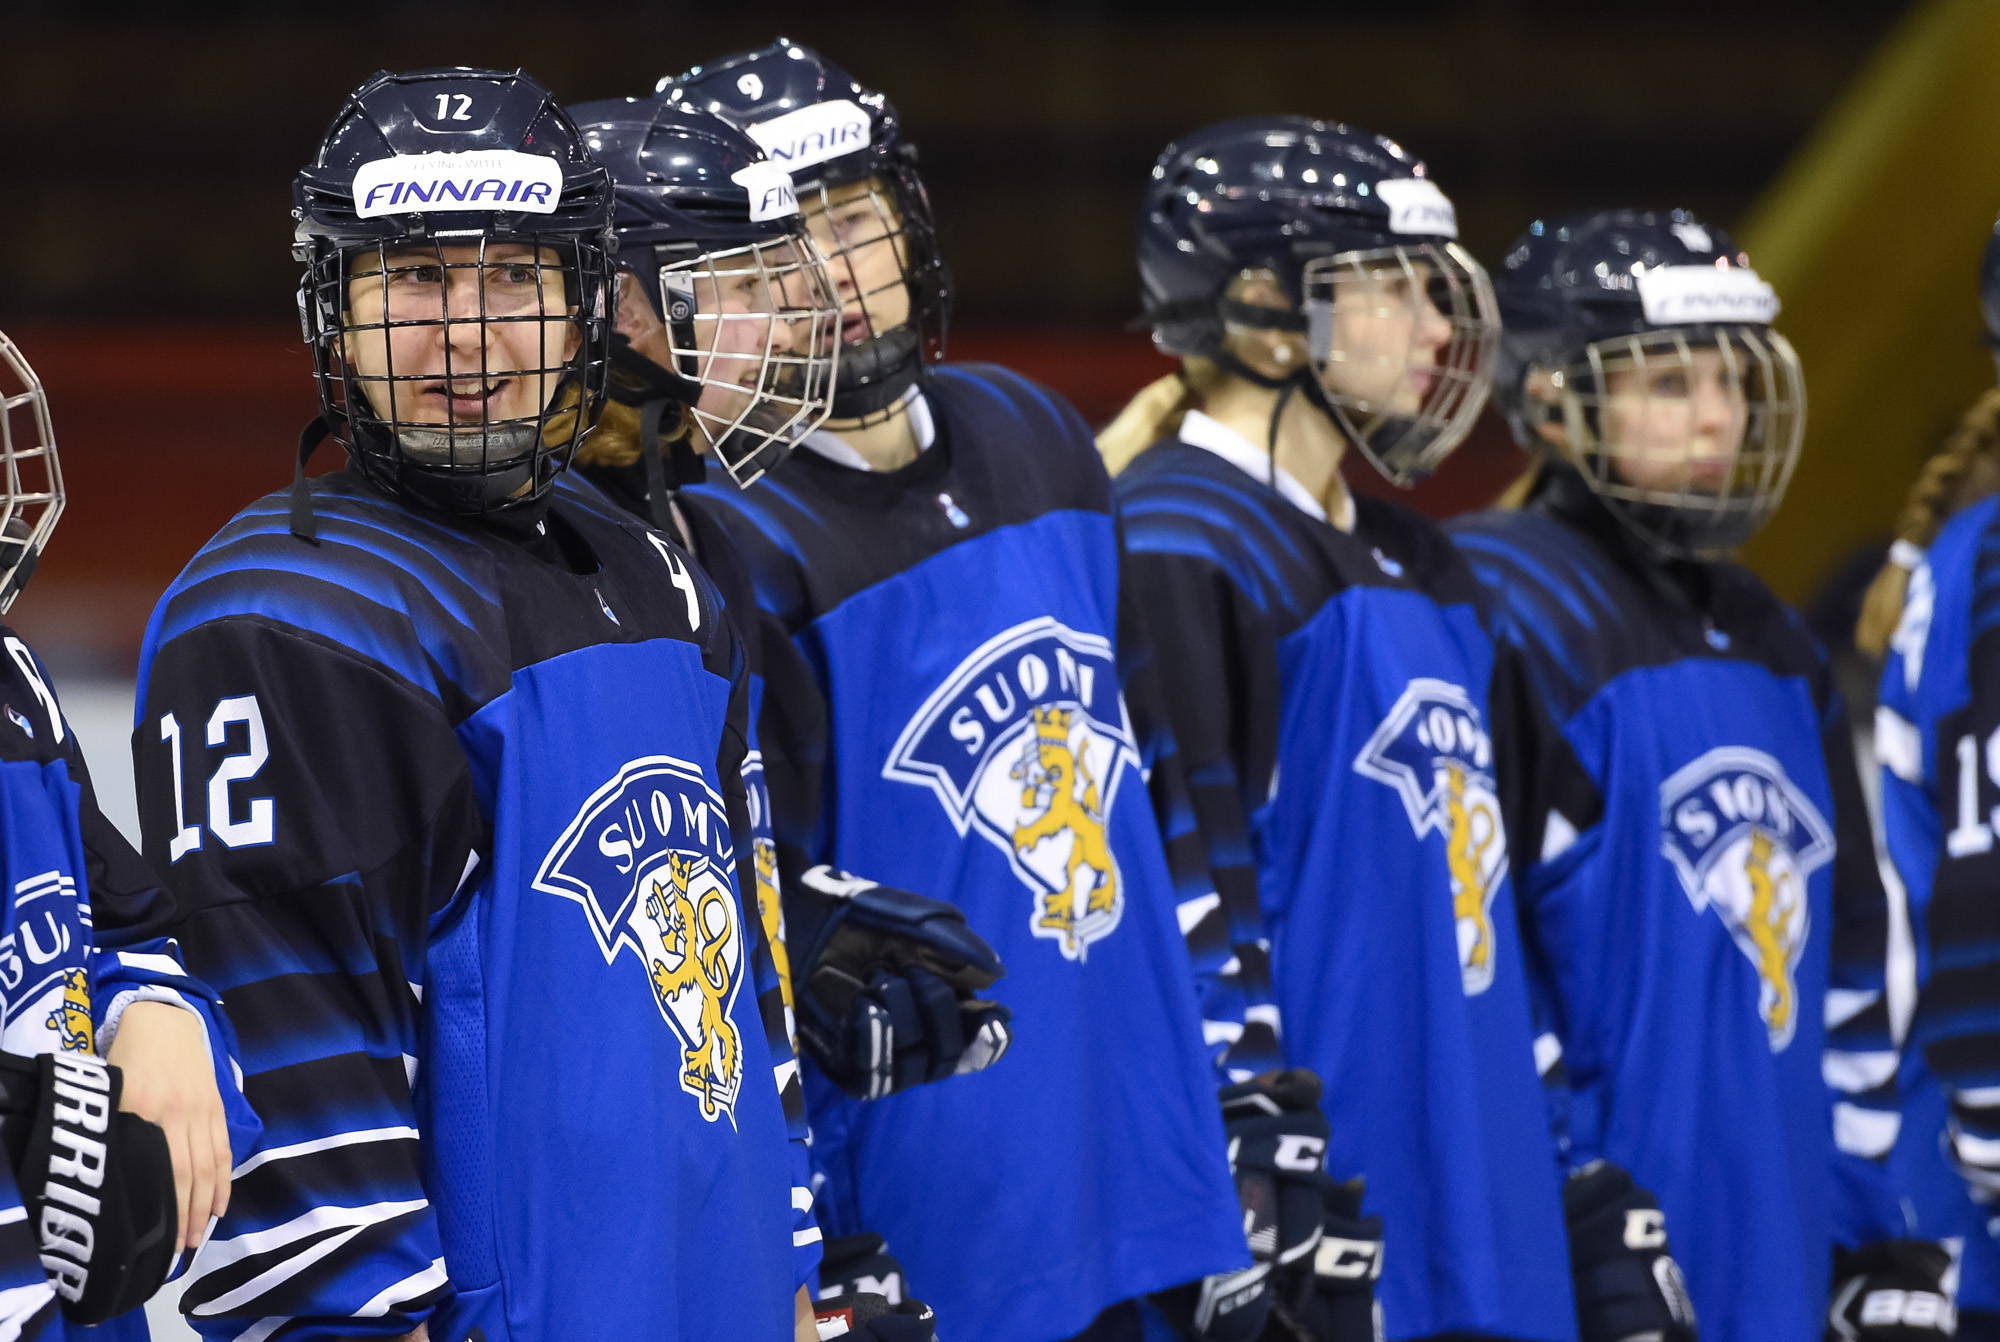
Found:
[644,852,741,1118]
[1743,829,1797,1041]
[753,838,794,1019]
[1010,706,1119,956]
[1444,763,1500,984]
[46,967,91,1053]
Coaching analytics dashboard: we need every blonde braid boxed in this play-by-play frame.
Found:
[1856,386,2000,656]
[1098,359,1229,476]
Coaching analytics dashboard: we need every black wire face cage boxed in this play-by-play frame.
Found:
[796,161,947,425]
[653,233,842,488]
[0,332,62,614]
[1300,241,1500,486]
[303,233,613,515]
[1550,325,1806,557]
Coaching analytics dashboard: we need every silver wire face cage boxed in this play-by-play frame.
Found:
[655,233,841,488]
[304,233,613,515]
[0,332,62,615]
[1300,241,1500,486]
[796,166,947,427]
[1548,325,1805,556]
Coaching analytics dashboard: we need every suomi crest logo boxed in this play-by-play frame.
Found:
[1659,746,1831,1052]
[534,756,746,1122]
[884,617,1135,960]
[1354,679,1508,995]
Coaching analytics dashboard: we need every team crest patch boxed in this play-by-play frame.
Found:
[534,756,746,1122]
[1354,679,1508,995]
[884,617,1136,961]
[1660,746,1831,1052]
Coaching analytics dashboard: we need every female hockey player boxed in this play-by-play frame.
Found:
[1100,116,1638,1342]
[565,95,1015,1118]
[658,42,1251,1342]
[131,69,825,1342]
[0,329,257,1337]
[1449,208,1934,1342]
[1854,216,2000,1342]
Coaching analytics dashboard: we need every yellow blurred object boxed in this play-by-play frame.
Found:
[1737,0,2000,603]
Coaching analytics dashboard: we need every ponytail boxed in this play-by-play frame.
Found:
[1098,359,1226,476]
[1856,386,2000,656]
[576,396,694,471]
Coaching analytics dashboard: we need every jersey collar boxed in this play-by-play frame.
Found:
[1177,409,1350,530]
[797,385,936,472]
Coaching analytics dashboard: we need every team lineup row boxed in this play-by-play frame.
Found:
[0,33,1989,1342]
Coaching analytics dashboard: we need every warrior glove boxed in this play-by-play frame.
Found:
[788,865,1012,1100]
[1828,1240,1956,1342]
[819,1233,909,1306]
[812,1292,939,1342]
[0,1051,176,1323]
[1564,1161,1697,1342]
[1157,1069,1335,1340]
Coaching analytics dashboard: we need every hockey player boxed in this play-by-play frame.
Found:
[1101,116,1626,1342]
[132,69,822,1341]
[564,93,1014,1113]
[1854,214,2000,1341]
[1449,209,1929,1342]
[0,329,257,1336]
[658,42,1251,1342]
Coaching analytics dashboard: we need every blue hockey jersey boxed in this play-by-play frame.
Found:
[1117,426,1578,1342]
[689,364,1247,1341]
[1876,492,2000,1331]
[134,473,815,1342]
[0,626,259,1340]
[1452,472,1902,1342]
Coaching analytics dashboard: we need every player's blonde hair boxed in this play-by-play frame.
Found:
[1856,386,2000,657]
[1098,358,1229,475]
[575,396,696,470]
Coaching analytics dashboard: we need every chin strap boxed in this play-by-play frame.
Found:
[289,416,333,544]
[635,397,703,533]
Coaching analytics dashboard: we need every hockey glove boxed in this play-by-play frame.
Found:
[1156,1069,1333,1341]
[812,1292,939,1342]
[788,866,1013,1100]
[819,1233,909,1306]
[0,1050,176,1324]
[1828,1240,1956,1341]
[1276,1176,1384,1342]
[1564,1161,1696,1342]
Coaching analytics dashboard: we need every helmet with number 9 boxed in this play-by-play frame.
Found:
[661,40,948,425]
[293,67,616,515]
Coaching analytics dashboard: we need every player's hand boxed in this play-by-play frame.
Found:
[812,1292,938,1341]
[788,866,1012,1100]
[108,1000,231,1252]
[1828,1240,1955,1340]
[1282,1176,1384,1341]
[819,1232,909,1305]
[1563,1161,1697,1342]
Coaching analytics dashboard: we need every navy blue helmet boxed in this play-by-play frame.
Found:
[661,40,947,422]
[567,96,839,489]
[294,67,615,516]
[1137,116,1498,485]
[1494,208,1803,555]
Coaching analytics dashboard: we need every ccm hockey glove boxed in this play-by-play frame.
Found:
[0,1050,177,1324]
[819,1233,909,1306]
[1279,1177,1384,1342]
[1564,1161,1697,1342]
[788,866,1013,1100]
[812,1293,939,1342]
[1156,1070,1333,1341]
[1828,1240,1956,1341]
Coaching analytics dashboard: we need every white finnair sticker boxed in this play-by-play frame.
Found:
[1636,265,1780,325]
[1375,178,1458,238]
[730,162,800,222]
[352,150,563,218]
[745,99,873,173]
